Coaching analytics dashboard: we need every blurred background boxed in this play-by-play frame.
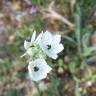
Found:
[0,0,96,96]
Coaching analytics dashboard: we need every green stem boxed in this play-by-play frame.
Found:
[74,4,82,57]
[74,77,82,96]
[34,82,41,96]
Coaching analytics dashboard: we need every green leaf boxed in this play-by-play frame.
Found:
[63,36,77,45]
[68,61,77,73]
[8,89,23,96]
[82,47,96,57]
[74,4,82,56]
[75,80,82,96]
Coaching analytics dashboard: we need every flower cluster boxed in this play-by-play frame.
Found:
[22,31,64,82]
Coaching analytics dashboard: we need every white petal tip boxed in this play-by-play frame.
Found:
[20,53,27,58]
[24,40,31,50]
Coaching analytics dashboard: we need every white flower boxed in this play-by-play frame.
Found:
[28,59,52,82]
[22,31,42,56]
[24,31,42,50]
[39,31,64,59]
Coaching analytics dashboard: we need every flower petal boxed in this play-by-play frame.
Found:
[35,31,43,43]
[43,64,52,73]
[36,59,52,73]
[53,35,61,44]
[31,71,47,82]
[31,31,36,43]
[24,40,31,50]
[41,31,52,45]
[47,51,58,59]
[52,44,64,53]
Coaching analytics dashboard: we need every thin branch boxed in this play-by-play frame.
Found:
[40,1,75,29]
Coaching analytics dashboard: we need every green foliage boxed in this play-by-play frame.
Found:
[74,4,82,56]
[0,59,11,82]
[1,0,96,96]
[68,57,78,74]
[15,24,34,38]
[63,35,77,45]
[82,25,93,49]
[15,20,44,39]
[31,0,48,6]
[8,89,23,96]
[43,78,60,96]
[74,78,82,96]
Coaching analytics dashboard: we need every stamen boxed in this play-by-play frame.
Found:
[47,45,51,50]
[34,66,39,72]
[30,44,35,47]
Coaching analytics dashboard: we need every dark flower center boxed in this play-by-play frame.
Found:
[34,66,39,72]
[30,45,35,47]
[47,45,51,50]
